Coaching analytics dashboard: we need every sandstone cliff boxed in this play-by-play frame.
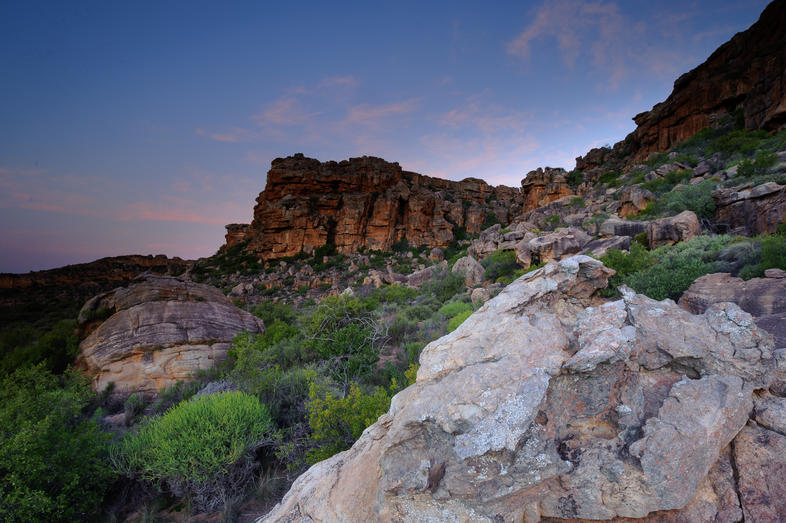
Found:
[76,274,264,394]
[260,256,779,522]
[223,154,522,260]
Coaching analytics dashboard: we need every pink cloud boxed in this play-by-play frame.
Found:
[343,98,419,125]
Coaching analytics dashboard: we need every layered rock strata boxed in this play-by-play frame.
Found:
[261,256,776,522]
[713,181,785,235]
[227,154,522,261]
[76,275,264,394]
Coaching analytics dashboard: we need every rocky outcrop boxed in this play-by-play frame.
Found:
[226,154,521,261]
[260,256,775,522]
[680,271,786,348]
[624,0,786,163]
[223,224,249,250]
[599,218,649,238]
[647,210,701,248]
[528,227,591,264]
[618,186,655,218]
[714,181,785,235]
[451,255,484,287]
[521,167,574,213]
[76,275,264,394]
[572,0,786,169]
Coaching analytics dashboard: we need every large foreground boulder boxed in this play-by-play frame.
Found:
[260,256,776,522]
[76,275,264,394]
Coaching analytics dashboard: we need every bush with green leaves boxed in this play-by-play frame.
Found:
[482,249,519,282]
[421,268,466,302]
[636,180,717,220]
[304,367,416,465]
[438,300,473,318]
[0,365,114,522]
[737,226,786,279]
[112,391,273,513]
[0,319,79,376]
[447,309,473,331]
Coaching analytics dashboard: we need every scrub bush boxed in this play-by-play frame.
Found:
[112,391,273,513]
[0,365,114,522]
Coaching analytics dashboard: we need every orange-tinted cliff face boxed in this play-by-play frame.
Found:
[576,0,786,171]
[227,154,522,260]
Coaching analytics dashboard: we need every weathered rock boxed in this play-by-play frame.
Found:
[713,181,785,235]
[733,422,786,523]
[514,238,532,268]
[581,235,632,257]
[223,154,521,260]
[428,248,444,262]
[753,391,786,434]
[451,256,483,287]
[260,256,774,522]
[521,167,574,213]
[647,210,701,248]
[528,227,591,264]
[679,271,786,348]
[599,218,649,238]
[618,186,656,217]
[222,223,250,250]
[76,275,264,394]
[470,287,491,307]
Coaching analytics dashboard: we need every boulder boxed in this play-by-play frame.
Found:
[76,275,264,394]
[679,271,786,348]
[428,248,444,262]
[520,167,574,213]
[581,235,632,257]
[647,210,701,248]
[599,218,649,238]
[470,287,491,307]
[618,186,656,217]
[260,256,775,522]
[451,256,484,287]
[528,227,591,264]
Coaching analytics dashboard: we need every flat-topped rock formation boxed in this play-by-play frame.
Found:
[222,154,522,260]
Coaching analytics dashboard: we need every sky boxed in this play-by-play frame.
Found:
[0,0,772,273]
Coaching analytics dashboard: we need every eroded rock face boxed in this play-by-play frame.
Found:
[713,181,785,236]
[528,227,591,264]
[622,0,786,163]
[521,167,574,214]
[76,275,264,394]
[226,154,521,260]
[618,186,655,218]
[260,256,775,522]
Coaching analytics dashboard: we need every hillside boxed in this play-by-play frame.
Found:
[2,2,786,521]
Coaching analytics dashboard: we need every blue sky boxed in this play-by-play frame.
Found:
[0,0,771,272]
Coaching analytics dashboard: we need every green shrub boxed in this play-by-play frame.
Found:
[438,300,473,318]
[421,269,466,302]
[305,379,407,464]
[0,365,114,522]
[373,284,417,305]
[544,214,563,231]
[646,180,717,219]
[482,250,519,281]
[567,170,584,188]
[252,301,296,326]
[633,232,648,248]
[0,319,79,376]
[124,393,146,424]
[112,391,273,512]
[599,170,619,185]
[447,310,473,331]
[600,242,656,297]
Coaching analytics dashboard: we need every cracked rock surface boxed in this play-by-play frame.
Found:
[260,256,781,522]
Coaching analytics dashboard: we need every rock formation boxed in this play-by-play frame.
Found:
[575,0,786,167]
[520,167,574,214]
[260,256,777,522]
[647,210,702,248]
[680,270,786,348]
[76,275,264,394]
[225,154,522,261]
[713,181,785,235]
